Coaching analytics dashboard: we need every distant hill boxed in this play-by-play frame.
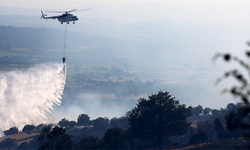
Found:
[0,26,64,49]
[0,25,126,50]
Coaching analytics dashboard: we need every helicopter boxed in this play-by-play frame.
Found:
[41,9,91,24]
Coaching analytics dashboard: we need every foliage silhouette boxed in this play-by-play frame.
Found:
[0,138,18,150]
[190,105,203,116]
[58,118,76,130]
[38,126,73,150]
[214,117,227,139]
[74,136,102,149]
[77,114,90,126]
[92,117,110,130]
[110,116,128,129]
[126,90,191,149]
[214,50,250,142]
[17,141,30,149]
[22,124,36,132]
[189,130,207,144]
[102,127,127,149]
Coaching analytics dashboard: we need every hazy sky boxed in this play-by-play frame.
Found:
[1,0,250,24]
[1,0,250,110]
[1,0,161,8]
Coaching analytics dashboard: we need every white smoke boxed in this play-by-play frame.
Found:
[0,63,66,135]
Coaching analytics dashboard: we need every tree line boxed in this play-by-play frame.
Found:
[189,102,240,116]
[0,91,191,149]
[1,90,246,149]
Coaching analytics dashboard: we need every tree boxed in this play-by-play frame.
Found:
[110,116,128,129]
[212,109,220,116]
[36,124,48,131]
[77,114,90,126]
[58,118,76,129]
[68,121,77,129]
[190,120,215,144]
[22,124,36,132]
[74,136,102,149]
[0,138,18,150]
[126,91,191,149]
[29,136,39,149]
[92,117,110,130]
[189,129,207,144]
[214,117,227,139]
[38,126,73,150]
[190,105,203,116]
[214,51,250,138]
[58,118,69,127]
[17,142,30,149]
[102,128,126,149]
[226,103,236,112]
[203,107,212,115]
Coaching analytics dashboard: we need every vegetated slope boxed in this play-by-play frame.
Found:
[0,115,215,146]
[0,25,166,66]
[170,138,248,150]
[0,25,136,51]
[0,132,39,145]
[0,128,106,146]
[0,26,64,49]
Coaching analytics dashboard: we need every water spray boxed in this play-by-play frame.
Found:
[0,63,66,135]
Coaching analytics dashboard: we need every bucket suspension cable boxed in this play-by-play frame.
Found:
[63,23,67,57]
[62,23,67,63]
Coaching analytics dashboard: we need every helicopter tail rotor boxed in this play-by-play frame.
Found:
[41,11,47,19]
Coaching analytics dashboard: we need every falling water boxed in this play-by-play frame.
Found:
[0,62,66,135]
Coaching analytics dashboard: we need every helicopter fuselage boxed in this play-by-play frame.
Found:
[41,12,78,24]
[58,14,78,24]
[41,9,91,24]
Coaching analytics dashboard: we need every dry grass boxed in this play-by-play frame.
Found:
[0,132,39,145]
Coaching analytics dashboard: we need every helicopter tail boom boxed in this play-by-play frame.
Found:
[41,10,59,20]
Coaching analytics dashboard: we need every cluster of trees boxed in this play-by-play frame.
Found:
[189,116,244,144]
[0,137,38,149]
[57,115,128,131]
[0,91,193,149]
[189,103,239,116]
[0,89,247,149]
[18,115,128,136]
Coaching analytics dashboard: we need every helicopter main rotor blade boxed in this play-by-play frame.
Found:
[73,9,92,12]
[67,9,77,13]
[45,8,91,13]
[45,10,66,13]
